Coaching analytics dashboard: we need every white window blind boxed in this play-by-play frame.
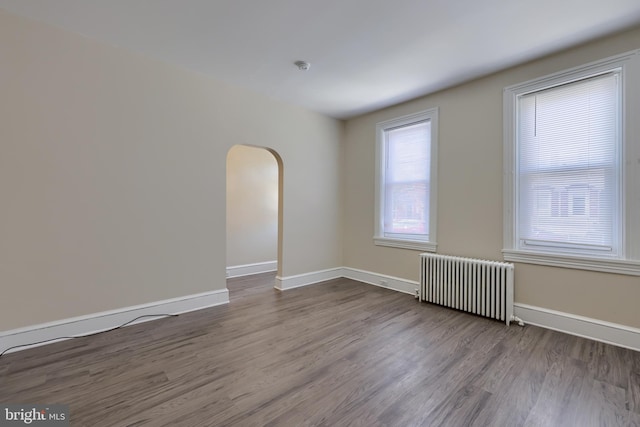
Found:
[516,72,620,255]
[384,120,431,240]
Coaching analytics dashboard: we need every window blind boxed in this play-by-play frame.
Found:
[517,72,620,254]
[384,120,431,239]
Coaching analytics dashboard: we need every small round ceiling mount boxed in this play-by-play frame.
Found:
[294,60,311,71]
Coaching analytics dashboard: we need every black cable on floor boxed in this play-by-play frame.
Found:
[0,314,178,358]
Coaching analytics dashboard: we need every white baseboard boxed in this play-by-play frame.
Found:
[342,267,418,296]
[0,288,229,355]
[6,267,638,356]
[275,268,343,290]
[274,267,418,296]
[514,303,640,352]
[227,261,277,278]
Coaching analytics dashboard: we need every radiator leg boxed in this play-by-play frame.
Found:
[510,315,525,327]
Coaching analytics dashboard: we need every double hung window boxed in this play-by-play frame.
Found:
[503,50,640,275]
[374,109,438,251]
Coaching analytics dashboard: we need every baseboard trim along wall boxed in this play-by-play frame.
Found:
[4,267,639,355]
[227,261,277,278]
[341,267,418,296]
[0,288,229,356]
[275,268,343,290]
[514,303,640,352]
[274,267,418,294]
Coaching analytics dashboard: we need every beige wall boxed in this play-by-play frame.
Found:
[226,145,278,267]
[0,9,343,331]
[343,26,640,329]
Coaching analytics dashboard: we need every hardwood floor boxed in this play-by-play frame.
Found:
[1,272,639,426]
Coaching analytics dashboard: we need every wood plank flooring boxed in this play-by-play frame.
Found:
[1,272,639,426]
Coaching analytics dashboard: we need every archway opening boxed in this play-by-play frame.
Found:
[226,145,283,297]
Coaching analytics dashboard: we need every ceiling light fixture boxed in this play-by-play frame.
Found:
[294,60,311,71]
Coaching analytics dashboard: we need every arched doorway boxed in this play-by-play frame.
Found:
[226,145,283,297]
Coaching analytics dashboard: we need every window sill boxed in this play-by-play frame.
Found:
[502,249,640,276]
[374,237,437,252]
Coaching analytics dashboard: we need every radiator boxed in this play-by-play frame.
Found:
[419,253,522,326]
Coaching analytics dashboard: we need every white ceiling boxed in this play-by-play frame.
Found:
[2,1,640,119]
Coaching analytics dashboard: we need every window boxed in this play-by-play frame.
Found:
[374,109,438,251]
[503,50,640,275]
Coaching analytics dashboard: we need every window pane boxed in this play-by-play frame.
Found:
[517,73,619,252]
[385,182,429,235]
[384,120,430,238]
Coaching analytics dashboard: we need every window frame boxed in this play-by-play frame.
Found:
[374,108,438,251]
[503,50,640,276]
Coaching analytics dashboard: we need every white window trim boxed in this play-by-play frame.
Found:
[503,49,640,276]
[374,108,438,252]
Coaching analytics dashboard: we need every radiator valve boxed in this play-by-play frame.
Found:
[510,315,525,327]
